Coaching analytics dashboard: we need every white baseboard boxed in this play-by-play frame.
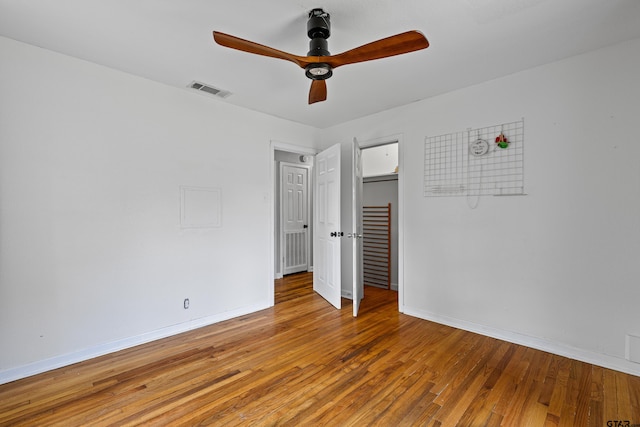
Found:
[0,301,271,385]
[403,306,640,377]
[7,301,636,385]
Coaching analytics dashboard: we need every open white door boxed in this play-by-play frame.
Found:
[313,143,341,309]
[351,138,364,317]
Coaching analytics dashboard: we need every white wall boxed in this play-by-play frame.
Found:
[362,143,398,177]
[3,33,639,382]
[0,37,317,383]
[320,38,640,376]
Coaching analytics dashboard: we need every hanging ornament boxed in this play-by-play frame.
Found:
[495,132,509,149]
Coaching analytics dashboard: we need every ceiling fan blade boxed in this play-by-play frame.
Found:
[325,30,429,68]
[308,80,327,104]
[213,31,313,68]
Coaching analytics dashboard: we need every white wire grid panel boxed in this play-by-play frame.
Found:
[424,119,524,197]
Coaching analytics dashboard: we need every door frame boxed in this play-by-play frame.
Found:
[269,140,318,305]
[356,134,405,312]
[352,138,363,317]
[279,161,312,276]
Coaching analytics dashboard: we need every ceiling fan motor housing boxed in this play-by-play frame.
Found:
[306,8,332,80]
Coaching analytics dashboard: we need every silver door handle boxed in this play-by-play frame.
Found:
[347,233,363,239]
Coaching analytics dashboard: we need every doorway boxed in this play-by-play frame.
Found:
[273,147,315,280]
[349,137,401,316]
[361,142,399,291]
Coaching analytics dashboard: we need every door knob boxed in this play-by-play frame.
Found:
[330,231,344,237]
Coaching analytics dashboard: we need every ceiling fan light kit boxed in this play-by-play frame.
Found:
[305,63,332,80]
[213,8,429,104]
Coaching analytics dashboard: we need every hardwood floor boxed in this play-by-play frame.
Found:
[1,272,639,426]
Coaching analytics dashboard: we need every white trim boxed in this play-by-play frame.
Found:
[358,134,400,149]
[403,306,640,377]
[396,134,405,313]
[0,301,271,385]
[271,140,318,156]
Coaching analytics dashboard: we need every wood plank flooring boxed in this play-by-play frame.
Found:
[1,272,639,426]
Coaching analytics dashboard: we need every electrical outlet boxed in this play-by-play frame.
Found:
[627,334,640,363]
[183,298,189,309]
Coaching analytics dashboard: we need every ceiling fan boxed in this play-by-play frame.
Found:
[213,8,429,104]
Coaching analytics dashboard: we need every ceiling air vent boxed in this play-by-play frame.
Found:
[188,81,231,99]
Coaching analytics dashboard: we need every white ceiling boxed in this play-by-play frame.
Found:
[2,0,640,128]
